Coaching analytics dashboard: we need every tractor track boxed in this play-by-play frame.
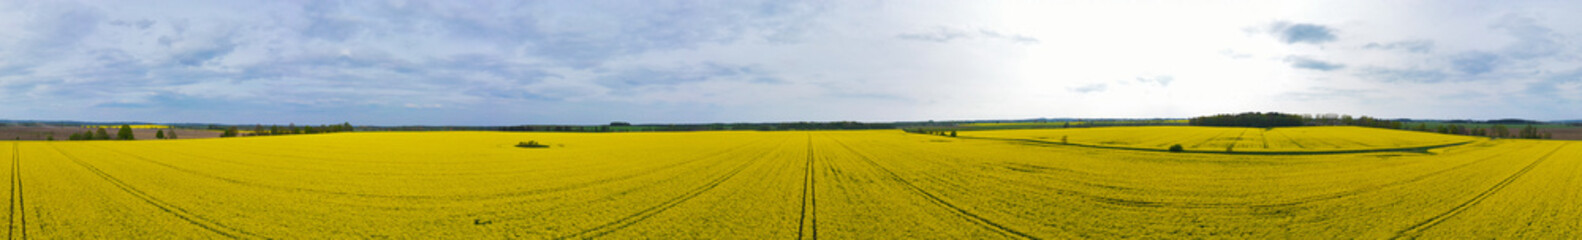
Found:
[8,143,25,240]
[551,138,784,239]
[461,138,780,224]
[829,138,1038,240]
[797,134,818,240]
[85,141,762,201]
[46,145,265,239]
[1391,143,1571,239]
[984,141,1539,210]
[961,135,1473,155]
[1272,130,1305,149]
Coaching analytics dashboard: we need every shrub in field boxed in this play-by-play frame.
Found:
[516,141,549,148]
[1169,144,1184,152]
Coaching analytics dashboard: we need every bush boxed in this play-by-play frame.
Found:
[516,141,549,148]
[1169,144,1184,152]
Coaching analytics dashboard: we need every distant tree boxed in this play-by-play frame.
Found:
[1168,144,1184,152]
[1492,125,1510,138]
[222,126,239,137]
[253,125,265,136]
[167,128,177,139]
[289,123,299,134]
[46,135,53,141]
[95,127,111,140]
[949,131,957,137]
[156,129,166,139]
[1062,135,1068,144]
[68,133,80,141]
[1519,125,1539,139]
[117,124,135,140]
[1063,122,1070,128]
[1543,132,1553,139]
[270,125,281,135]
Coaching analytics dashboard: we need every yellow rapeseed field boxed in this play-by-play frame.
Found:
[2,128,1576,238]
[961,126,1479,152]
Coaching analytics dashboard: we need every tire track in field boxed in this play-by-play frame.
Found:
[551,138,784,240]
[797,134,818,240]
[100,139,772,201]
[46,145,265,240]
[829,138,1038,240]
[1271,130,1305,149]
[1084,142,1540,209]
[8,143,24,240]
[1227,129,1249,150]
[1188,130,1233,149]
[459,138,782,223]
[1260,131,1269,149]
[1391,143,1570,240]
[973,141,1537,210]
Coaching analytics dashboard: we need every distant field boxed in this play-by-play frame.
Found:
[3,129,1578,238]
[957,119,1187,129]
[0,126,220,140]
[961,126,1479,152]
[81,124,172,129]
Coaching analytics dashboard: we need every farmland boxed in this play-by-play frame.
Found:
[2,128,1579,238]
[961,126,1480,153]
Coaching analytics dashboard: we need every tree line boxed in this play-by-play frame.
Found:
[1190,112,1410,129]
[222,122,355,137]
[65,124,177,141]
[1189,112,1554,139]
[1408,123,1552,139]
[1188,112,1307,127]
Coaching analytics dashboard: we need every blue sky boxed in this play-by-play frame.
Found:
[1,1,1580,125]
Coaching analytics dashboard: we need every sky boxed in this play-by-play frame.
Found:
[1,0,1580,125]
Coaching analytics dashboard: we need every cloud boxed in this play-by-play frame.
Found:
[403,103,444,109]
[1450,51,1500,75]
[1282,87,1378,101]
[1284,56,1345,71]
[1135,76,1173,86]
[1363,40,1434,53]
[1267,22,1337,44]
[896,27,1040,44]
[1492,14,1565,60]
[1069,83,1108,93]
[1358,68,1448,83]
[976,29,1041,44]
